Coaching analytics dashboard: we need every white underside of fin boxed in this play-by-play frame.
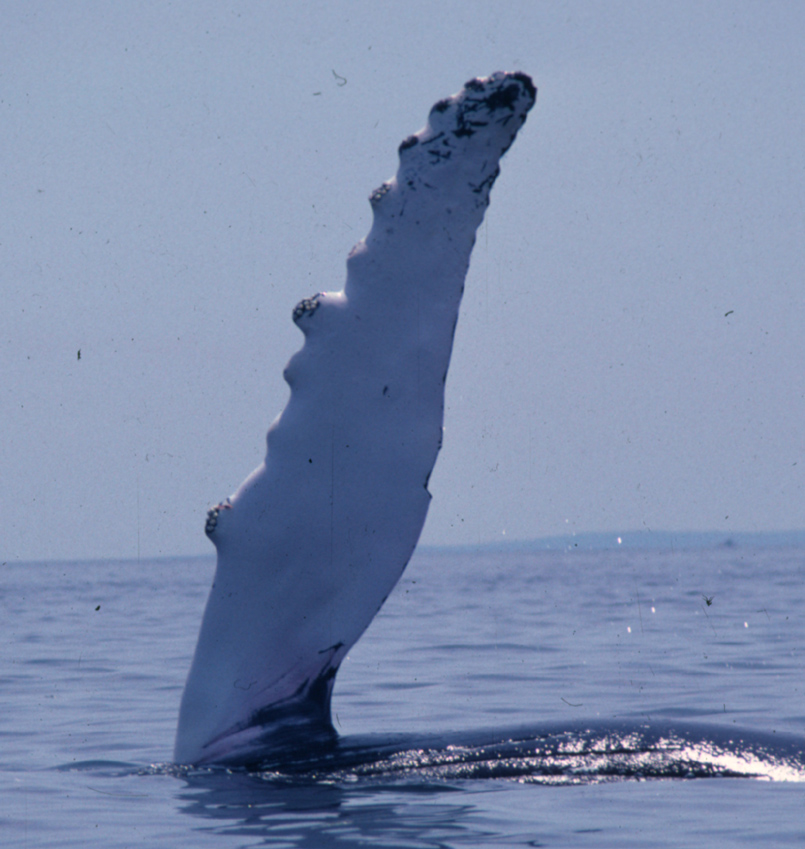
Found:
[174,72,536,765]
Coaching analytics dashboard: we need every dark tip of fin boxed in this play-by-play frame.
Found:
[511,72,537,101]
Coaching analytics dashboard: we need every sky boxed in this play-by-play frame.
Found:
[3,1,804,562]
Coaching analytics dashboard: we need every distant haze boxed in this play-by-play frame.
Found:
[3,2,803,561]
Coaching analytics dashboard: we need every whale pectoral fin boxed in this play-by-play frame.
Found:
[174,72,536,766]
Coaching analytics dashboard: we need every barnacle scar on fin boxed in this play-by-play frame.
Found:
[204,499,232,538]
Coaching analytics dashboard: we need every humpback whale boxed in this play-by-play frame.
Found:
[174,72,536,766]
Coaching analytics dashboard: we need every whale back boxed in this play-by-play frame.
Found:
[174,73,536,766]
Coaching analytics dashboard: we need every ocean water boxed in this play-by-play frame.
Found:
[2,541,804,847]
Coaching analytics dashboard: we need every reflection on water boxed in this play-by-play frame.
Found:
[177,771,479,849]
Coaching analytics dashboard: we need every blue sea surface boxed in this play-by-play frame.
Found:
[2,540,804,847]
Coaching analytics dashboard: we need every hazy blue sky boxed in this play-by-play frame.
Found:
[3,1,804,561]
